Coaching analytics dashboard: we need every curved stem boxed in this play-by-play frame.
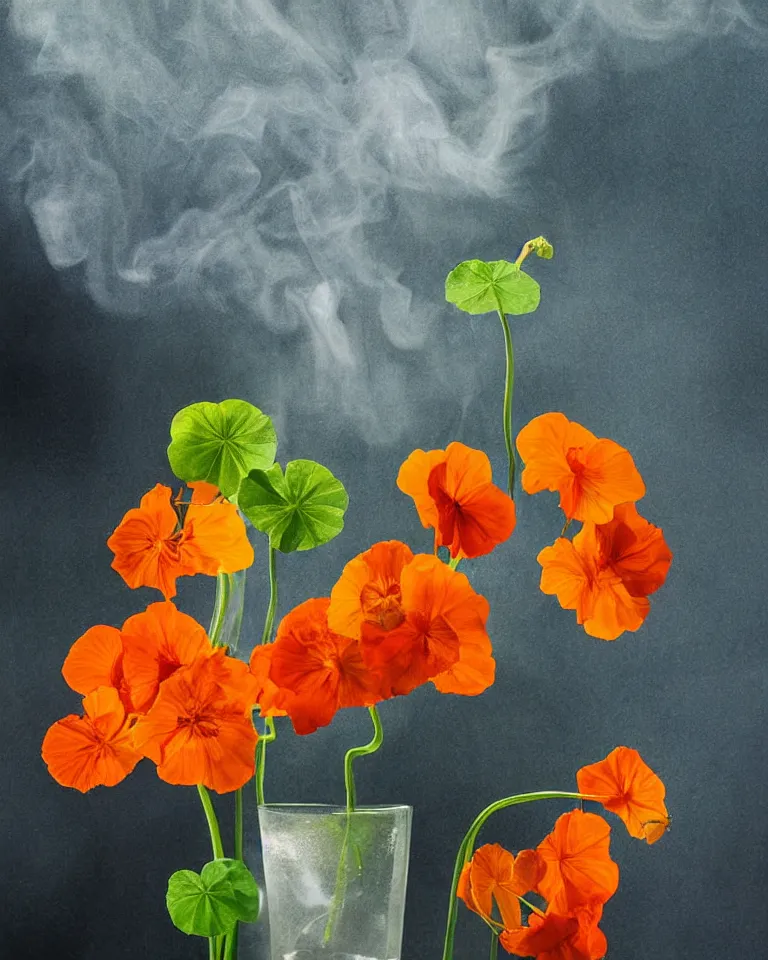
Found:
[344,706,384,813]
[323,708,385,945]
[441,791,596,960]
[260,544,278,646]
[448,556,461,571]
[197,784,225,860]
[514,240,535,267]
[208,573,231,647]
[255,717,276,806]
[560,518,572,538]
[494,299,516,499]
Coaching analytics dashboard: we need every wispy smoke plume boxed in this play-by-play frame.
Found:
[3,0,763,438]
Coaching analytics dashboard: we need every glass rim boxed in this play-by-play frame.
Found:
[258,802,412,815]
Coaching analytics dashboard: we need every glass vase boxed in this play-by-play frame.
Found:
[258,803,412,960]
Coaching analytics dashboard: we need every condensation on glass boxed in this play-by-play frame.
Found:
[258,804,412,960]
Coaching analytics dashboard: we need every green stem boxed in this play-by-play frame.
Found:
[254,542,279,808]
[489,930,499,960]
[323,708,385,945]
[234,788,243,861]
[197,784,225,860]
[344,706,384,813]
[223,790,242,959]
[260,544,278,646]
[560,518,572,537]
[255,717,276,806]
[208,573,231,647]
[494,298,516,499]
[448,556,461,571]
[198,785,226,958]
[518,894,544,916]
[441,790,593,960]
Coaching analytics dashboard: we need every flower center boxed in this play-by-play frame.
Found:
[178,713,219,738]
[360,582,405,631]
[565,446,588,475]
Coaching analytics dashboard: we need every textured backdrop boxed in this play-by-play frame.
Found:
[2,1,767,957]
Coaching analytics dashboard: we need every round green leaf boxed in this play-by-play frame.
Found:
[166,859,260,937]
[238,459,348,553]
[167,399,277,499]
[445,259,540,316]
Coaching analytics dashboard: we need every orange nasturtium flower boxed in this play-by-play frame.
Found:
[537,502,672,640]
[516,413,646,524]
[577,746,670,843]
[61,623,135,712]
[42,687,142,793]
[60,601,213,716]
[131,649,259,793]
[397,442,516,558]
[107,483,253,600]
[500,901,608,960]
[535,810,619,915]
[120,601,212,714]
[458,844,544,930]
[263,598,384,735]
[328,541,494,697]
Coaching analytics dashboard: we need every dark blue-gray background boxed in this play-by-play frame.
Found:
[2,1,767,957]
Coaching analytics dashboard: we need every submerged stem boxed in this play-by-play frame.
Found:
[324,708,385,945]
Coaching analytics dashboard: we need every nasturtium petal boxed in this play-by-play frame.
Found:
[167,400,277,500]
[166,859,260,937]
[445,259,541,316]
[238,459,348,553]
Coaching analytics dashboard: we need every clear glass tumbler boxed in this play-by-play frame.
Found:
[258,804,412,960]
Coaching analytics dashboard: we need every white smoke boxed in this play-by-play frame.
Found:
[3,0,765,437]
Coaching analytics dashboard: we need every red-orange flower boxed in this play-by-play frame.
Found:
[537,502,672,640]
[500,901,607,960]
[42,687,142,793]
[120,601,212,713]
[516,413,645,524]
[458,844,544,930]
[328,542,493,698]
[397,442,516,558]
[374,554,491,697]
[266,598,383,735]
[535,810,618,914]
[577,746,670,843]
[131,649,258,793]
[61,624,134,712]
[107,483,253,599]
